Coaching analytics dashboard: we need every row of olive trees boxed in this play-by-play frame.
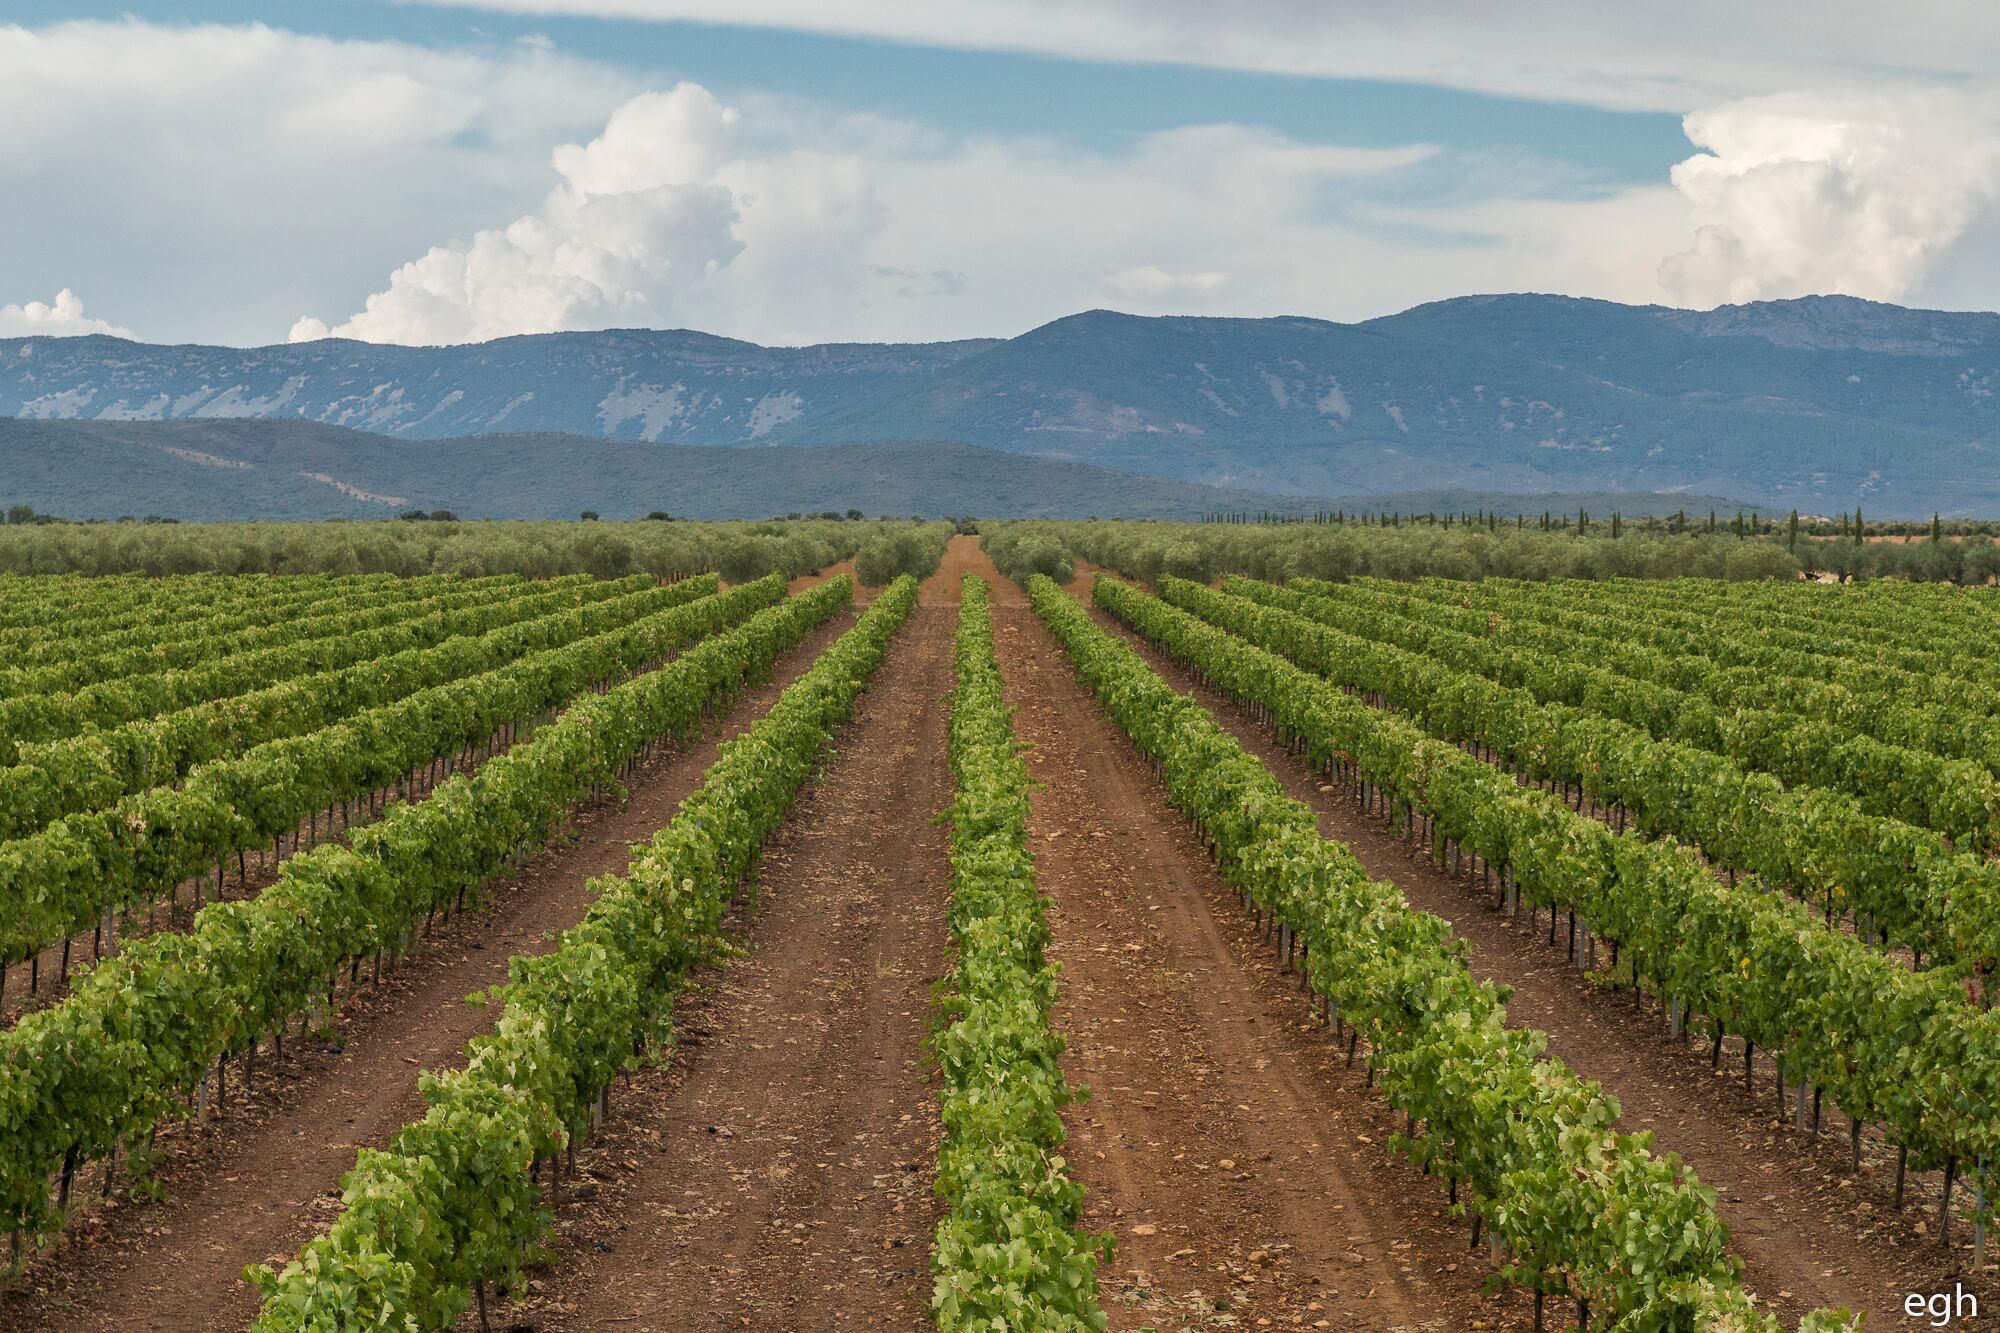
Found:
[981,519,1806,585]
[1795,535,2000,585]
[0,518,931,580]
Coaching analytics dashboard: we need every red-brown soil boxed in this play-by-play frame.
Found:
[0,609,858,1332]
[788,558,859,597]
[483,601,957,1333]
[921,534,1019,605]
[1083,577,1986,1328]
[13,542,1958,1332]
[993,594,1524,1332]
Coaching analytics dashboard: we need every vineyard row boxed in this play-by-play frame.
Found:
[1032,574,1850,1330]
[0,578,854,1246]
[249,575,916,1330]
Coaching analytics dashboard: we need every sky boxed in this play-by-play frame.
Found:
[3,2,1999,348]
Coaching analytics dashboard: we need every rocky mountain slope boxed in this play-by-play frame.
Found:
[5,294,1994,515]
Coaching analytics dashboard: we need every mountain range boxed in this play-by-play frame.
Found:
[4,293,1996,517]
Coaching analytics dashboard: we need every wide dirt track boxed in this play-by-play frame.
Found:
[3,539,1957,1330]
[995,593,1520,1332]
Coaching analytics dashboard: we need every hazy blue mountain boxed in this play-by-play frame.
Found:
[775,299,2000,515]
[5,294,1996,516]
[0,329,997,443]
[0,419,1738,523]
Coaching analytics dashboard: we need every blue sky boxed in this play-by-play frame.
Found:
[7,0,1690,177]
[3,3,1997,346]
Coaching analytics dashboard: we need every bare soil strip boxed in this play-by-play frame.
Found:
[1086,586,1984,1329]
[919,538,1006,605]
[982,577,1524,1330]
[495,603,956,1333]
[0,610,858,1333]
[787,558,859,597]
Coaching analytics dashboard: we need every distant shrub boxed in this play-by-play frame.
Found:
[714,534,787,583]
[854,525,951,585]
[1159,540,1216,584]
[981,530,1072,586]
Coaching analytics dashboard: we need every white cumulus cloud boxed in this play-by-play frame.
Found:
[296,86,1442,346]
[0,19,637,346]
[14,17,2000,348]
[293,84,753,344]
[1661,89,2000,306]
[371,4,2000,323]
[0,289,132,338]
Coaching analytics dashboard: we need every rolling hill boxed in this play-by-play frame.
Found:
[0,419,1321,521]
[0,419,1740,523]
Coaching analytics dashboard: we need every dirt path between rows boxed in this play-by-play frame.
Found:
[493,602,956,1333]
[920,535,1017,605]
[987,586,1527,1331]
[0,608,859,1333]
[1086,582,1982,1329]
[787,559,859,598]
